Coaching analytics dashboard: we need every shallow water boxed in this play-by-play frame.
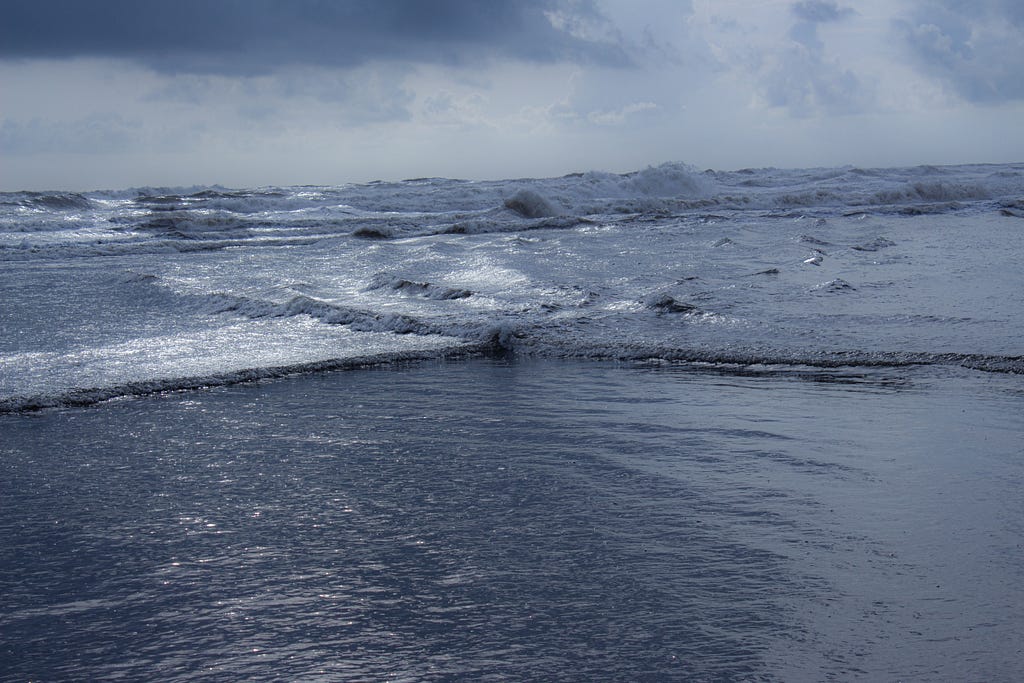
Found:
[2,358,1021,681]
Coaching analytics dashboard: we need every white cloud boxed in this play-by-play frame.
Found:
[587,101,659,125]
[896,0,1024,103]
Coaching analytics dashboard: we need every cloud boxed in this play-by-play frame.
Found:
[135,61,418,127]
[0,0,630,75]
[586,101,658,126]
[791,0,855,24]
[789,0,856,52]
[896,0,1024,103]
[0,114,142,154]
[759,50,865,117]
[751,1,868,116]
[3,0,1023,191]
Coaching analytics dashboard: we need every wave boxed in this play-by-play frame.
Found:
[504,188,565,218]
[506,339,1024,375]
[133,211,256,240]
[2,160,1020,413]
[129,188,357,215]
[189,292,447,336]
[510,162,1022,219]
[0,234,328,261]
[109,272,1024,378]
[4,162,1021,259]
[643,292,700,314]
[366,272,474,300]
[177,289,518,347]
[5,340,1018,415]
[0,191,96,211]
[871,180,990,204]
[0,347,483,414]
[5,255,1020,414]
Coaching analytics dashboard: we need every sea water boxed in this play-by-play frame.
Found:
[2,360,1022,681]
[1,163,1023,680]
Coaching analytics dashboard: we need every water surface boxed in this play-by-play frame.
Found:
[2,358,1021,681]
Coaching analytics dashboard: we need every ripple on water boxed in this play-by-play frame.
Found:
[1,359,1022,681]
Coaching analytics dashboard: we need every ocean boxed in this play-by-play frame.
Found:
[1,162,1023,680]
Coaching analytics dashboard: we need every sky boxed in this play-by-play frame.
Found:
[1,0,1022,190]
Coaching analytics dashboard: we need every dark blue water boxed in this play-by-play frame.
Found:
[2,359,1022,681]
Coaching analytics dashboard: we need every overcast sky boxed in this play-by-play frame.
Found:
[1,0,1022,190]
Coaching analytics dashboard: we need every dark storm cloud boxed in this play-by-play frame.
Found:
[0,0,628,74]
[896,0,1024,103]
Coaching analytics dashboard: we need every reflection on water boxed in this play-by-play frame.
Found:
[1,359,1022,681]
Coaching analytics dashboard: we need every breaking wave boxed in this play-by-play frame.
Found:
[4,162,1022,258]
[366,273,474,300]
[0,348,480,414]
[4,340,1019,415]
[2,160,1022,412]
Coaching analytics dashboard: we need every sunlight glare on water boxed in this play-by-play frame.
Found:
[1,358,1022,681]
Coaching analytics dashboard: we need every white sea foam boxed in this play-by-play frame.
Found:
[2,162,1022,409]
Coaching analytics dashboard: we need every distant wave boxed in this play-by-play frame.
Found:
[0,191,96,210]
[3,162,1022,260]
